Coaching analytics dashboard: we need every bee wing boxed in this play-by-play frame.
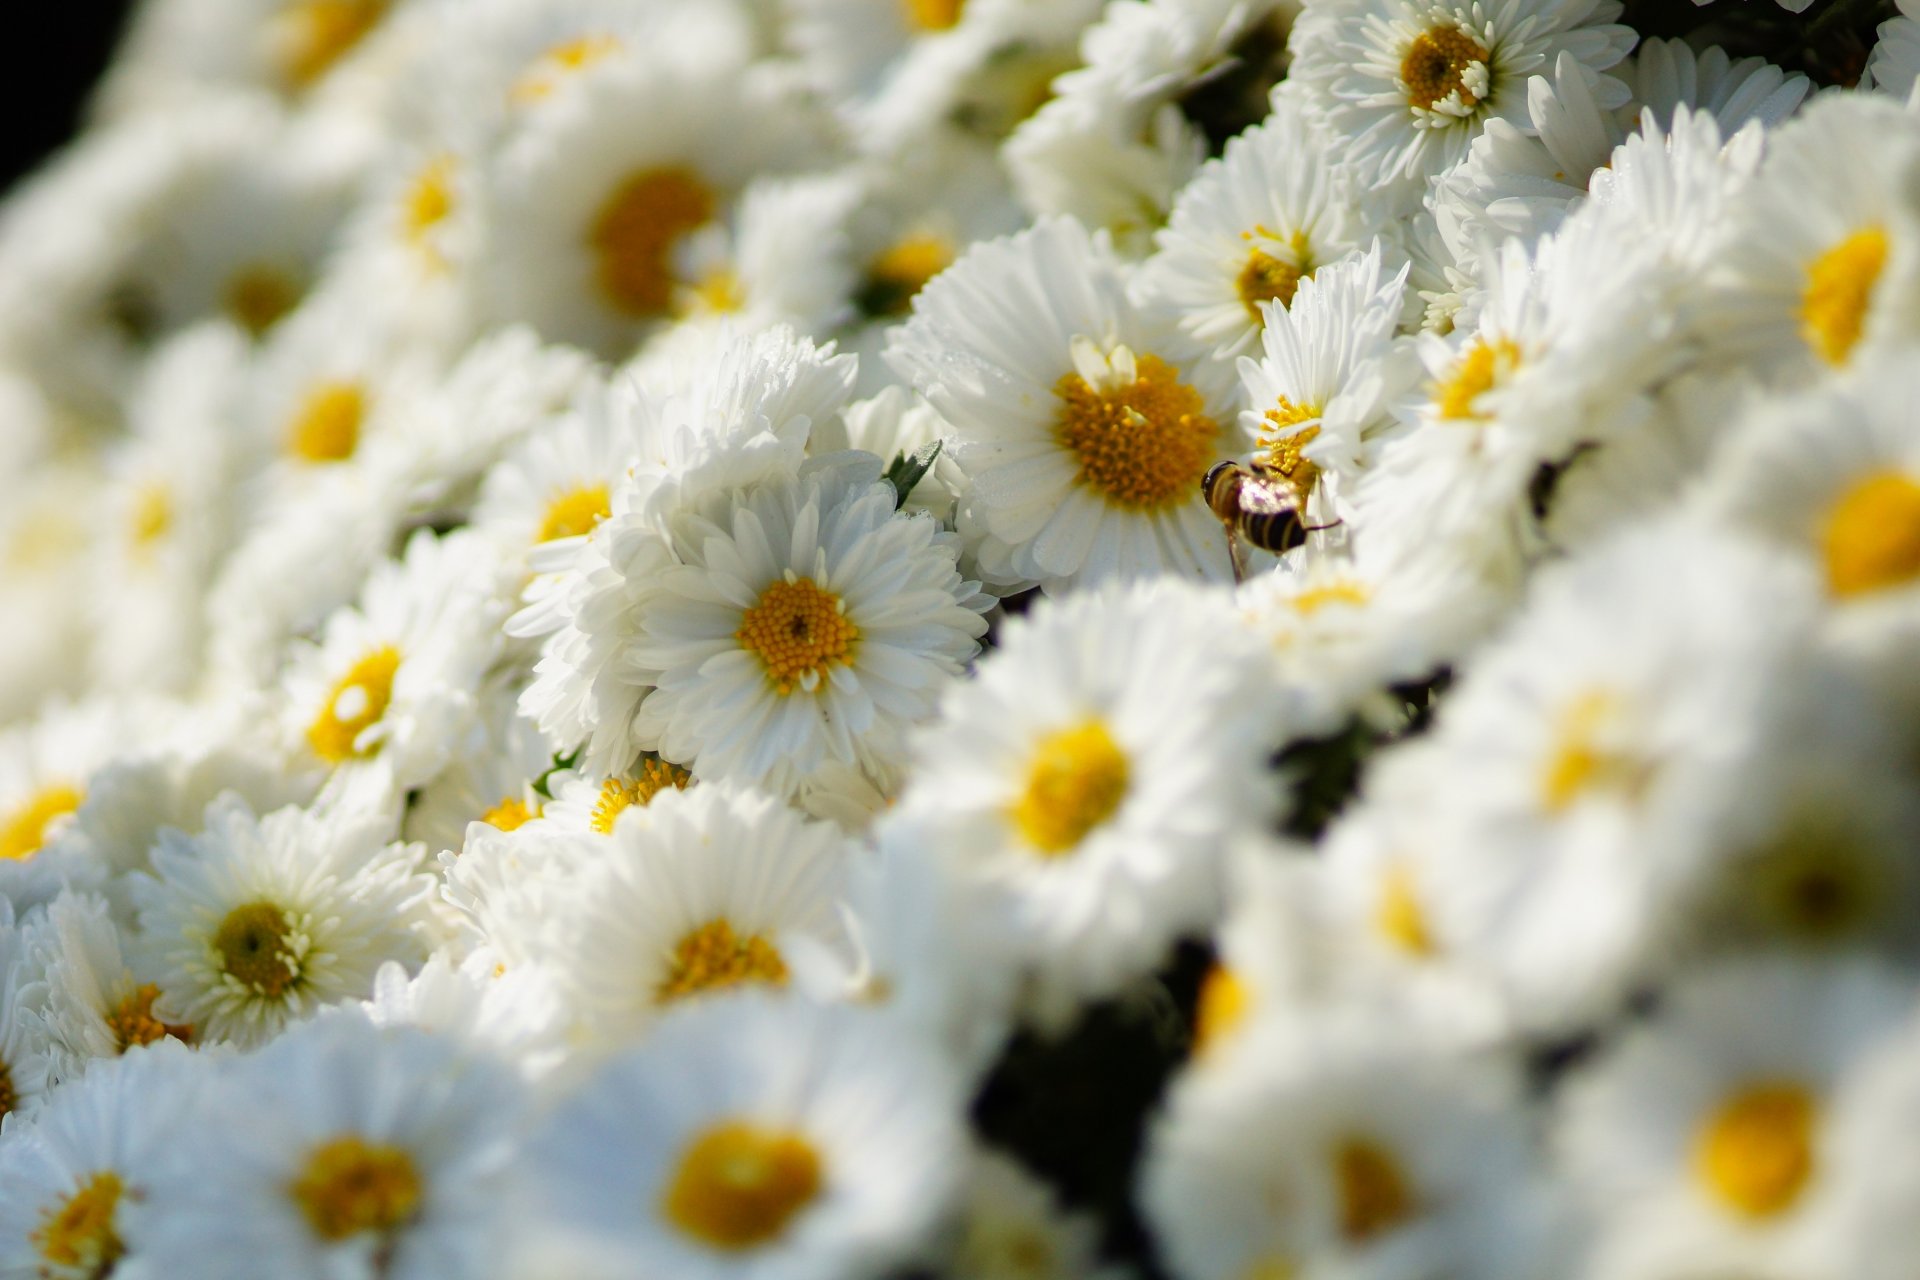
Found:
[1235,477,1297,515]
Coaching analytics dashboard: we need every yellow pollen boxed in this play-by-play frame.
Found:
[1400,25,1490,112]
[0,784,84,862]
[903,0,965,30]
[223,264,301,338]
[106,983,191,1052]
[1054,352,1218,510]
[1696,1083,1817,1219]
[510,33,622,103]
[864,233,953,315]
[287,380,366,464]
[276,0,388,90]
[403,155,455,266]
[1236,230,1313,320]
[1192,963,1251,1056]
[684,267,744,316]
[1435,337,1522,422]
[129,483,173,553]
[657,918,789,1004]
[664,1121,823,1250]
[0,1058,15,1120]
[307,646,401,763]
[537,484,611,543]
[589,166,717,320]
[1800,226,1887,367]
[1820,470,1920,599]
[1541,690,1651,813]
[736,577,860,696]
[1259,410,1321,496]
[291,1136,423,1241]
[480,796,538,833]
[1332,1138,1416,1243]
[1374,863,1435,957]
[34,1171,124,1271]
[589,761,693,834]
[1011,720,1130,856]
[1290,579,1370,616]
[213,901,300,997]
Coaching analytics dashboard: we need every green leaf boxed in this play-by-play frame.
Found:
[531,747,582,800]
[883,439,944,509]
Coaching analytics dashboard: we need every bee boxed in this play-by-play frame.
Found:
[1202,458,1337,582]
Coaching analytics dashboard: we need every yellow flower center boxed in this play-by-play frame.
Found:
[1236,230,1313,320]
[589,761,694,834]
[1695,1082,1817,1219]
[861,233,953,316]
[480,796,538,833]
[1820,470,1920,599]
[536,485,611,543]
[403,155,455,267]
[0,1058,15,1120]
[1800,226,1887,367]
[275,0,388,90]
[291,1136,423,1241]
[685,267,744,316]
[1332,1138,1416,1243]
[1374,863,1435,957]
[664,1121,824,1250]
[1011,720,1130,856]
[1400,25,1490,112]
[1435,337,1522,422]
[34,1171,124,1272]
[212,901,301,997]
[589,165,717,320]
[1054,351,1218,511]
[0,784,84,862]
[1192,963,1251,1056]
[106,983,191,1052]
[128,483,173,554]
[1258,407,1321,496]
[510,33,622,103]
[1289,579,1370,616]
[286,380,366,464]
[736,577,860,696]
[307,646,401,763]
[1241,1257,1298,1280]
[903,0,965,30]
[657,918,790,1004]
[223,263,301,338]
[1541,690,1651,813]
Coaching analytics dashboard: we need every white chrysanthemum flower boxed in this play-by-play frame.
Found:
[0,1040,208,1280]
[889,217,1244,593]
[810,386,968,522]
[25,893,192,1088]
[0,700,140,914]
[363,952,572,1083]
[885,580,1285,1022]
[0,901,54,1121]
[1827,997,1920,1280]
[1557,958,1913,1280]
[1142,1007,1555,1280]
[134,1012,526,1280]
[1866,0,1920,99]
[283,529,511,800]
[0,455,98,724]
[538,786,857,1043]
[513,995,964,1280]
[1696,92,1920,382]
[1287,0,1635,188]
[471,378,632,575]
[945,1149,1124,1280]
[402,673,559,860]
[129,797,433,1048]
[1623,36,1810,131]
[1134,98,1400,365]
[665,172,864,338]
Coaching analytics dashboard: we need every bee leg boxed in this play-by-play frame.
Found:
[1304,518,1344,534]
[1226,529,1251,585]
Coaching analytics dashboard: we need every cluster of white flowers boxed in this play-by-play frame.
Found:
[1,0,1919,1275]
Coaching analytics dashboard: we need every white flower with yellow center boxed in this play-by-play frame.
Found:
[102,0,415,107]
[133,1012,525,1280]
[401,673,560,861]
[283,529,511,801]
[1286,0,1635,188]
[885,580,1284,1023]
[1142,1006,1553,1280]
[0,1040,206,1280]
[514,995,963,1280]
[888,217,1244,593]
[538,785,858,1044]
[128,796,434,1048]
[25,892,192,1088]
[0,700,135,915]
[1866,0,1920,99]
[1135,99,1399,365]
[1557,958,1914,1280]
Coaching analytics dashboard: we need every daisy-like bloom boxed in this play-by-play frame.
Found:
[884,580,1284,1022]
[513,995,964,1280]
[943,1149,1125,1280]
[1623,37,1810,132]
[1135,99,1399,365]
[1141,1005,1556,1280]
[129,796,434,1048]
[1285,0,1635,188]
[888,217,1243,593]
[25,893,192,1088]
[1827,998,1920,1280]
[134,1011,526,1280]
[1696,93,1920,382]
[0,901,54,1123]
[1412,519,1823,1032]
[1866,0,1920,100]
[538,786,857,1044]
[0,701,135,915]
[0,1041,207,1280]
[363,953,572,1084]
[282,529,511,801]
[1556,957,1914,1280]
[401,674,559,860]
